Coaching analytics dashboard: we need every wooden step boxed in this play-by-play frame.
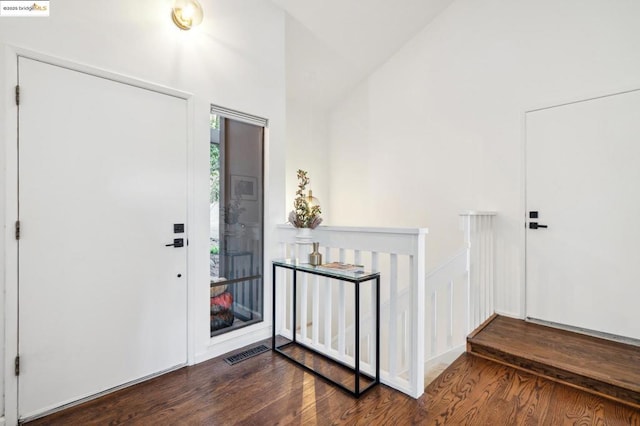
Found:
[467,315,640,409]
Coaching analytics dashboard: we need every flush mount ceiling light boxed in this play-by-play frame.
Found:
[172,0,204,30]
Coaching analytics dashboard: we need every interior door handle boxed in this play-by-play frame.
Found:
[165,238,184,247]
[529,222,548,229]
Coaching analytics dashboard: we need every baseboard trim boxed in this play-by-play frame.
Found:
[493,310,523,320]
[0,415,6,426]
[526,317,640,347]
[196,323,272,364]
[425,344,466,369]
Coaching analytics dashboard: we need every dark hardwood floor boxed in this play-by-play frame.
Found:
[422,353,639,425]
[27,340,640,425]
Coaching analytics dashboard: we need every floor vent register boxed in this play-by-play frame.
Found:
[224,345,270,365]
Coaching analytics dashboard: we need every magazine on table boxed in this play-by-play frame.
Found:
[317,262,365,273]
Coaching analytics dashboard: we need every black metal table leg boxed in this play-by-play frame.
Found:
[272,263,276,350]
[376,275,380,384]
[292,270,297,343]
[355,279,360,395]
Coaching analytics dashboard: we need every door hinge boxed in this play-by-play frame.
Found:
[15,220,21,240]
[15,85,20,106]
[15,355,20,376]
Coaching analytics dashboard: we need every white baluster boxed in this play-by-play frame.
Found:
[300,272,308,342]
[338,248,346,358]
[448,280,454,349]
[288,267,294,338]
[430,289,437,358]
[354,250,362,362]
[389,253,398,377]
[461,212,497,331]
[324,246,332,350]
[370,251,379,368]
[313,273,319,346]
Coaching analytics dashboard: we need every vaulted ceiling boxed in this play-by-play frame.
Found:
[271,0,456,109]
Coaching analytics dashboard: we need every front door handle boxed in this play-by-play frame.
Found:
[529,222,548,229]
[165,238,184,247]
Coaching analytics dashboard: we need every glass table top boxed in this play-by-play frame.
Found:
[272,258,379,281]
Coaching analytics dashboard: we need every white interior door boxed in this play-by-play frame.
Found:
[526,89,640,340]
[18,57,188,419]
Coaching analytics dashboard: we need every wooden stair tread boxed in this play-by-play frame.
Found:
[468,315,640,395]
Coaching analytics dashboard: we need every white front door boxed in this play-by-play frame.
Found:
[525,89,640,340]
[18,57,188,419]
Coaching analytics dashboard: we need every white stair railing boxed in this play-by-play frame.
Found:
[423,211,497,374]
[274,214,495,399]
[461,211,497,332]
[425,248,468,366]
[275,225,427,398]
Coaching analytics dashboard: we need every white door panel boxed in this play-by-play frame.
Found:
[526,89,640,340]
[18,57,188,418]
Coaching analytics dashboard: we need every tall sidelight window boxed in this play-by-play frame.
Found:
[209,106,265,337]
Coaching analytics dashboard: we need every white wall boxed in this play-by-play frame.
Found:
[328,0,640,317]
[0,0,285,421]
[283,15,332,225]
[285,98,330,224]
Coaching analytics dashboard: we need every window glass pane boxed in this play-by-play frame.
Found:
[210,112,264,337]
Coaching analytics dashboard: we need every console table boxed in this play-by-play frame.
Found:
[271,259,380,397]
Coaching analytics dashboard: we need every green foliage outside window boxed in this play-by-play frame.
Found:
[210,143,220,203]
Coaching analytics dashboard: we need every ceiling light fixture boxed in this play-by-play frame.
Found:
[172,0,204,30]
